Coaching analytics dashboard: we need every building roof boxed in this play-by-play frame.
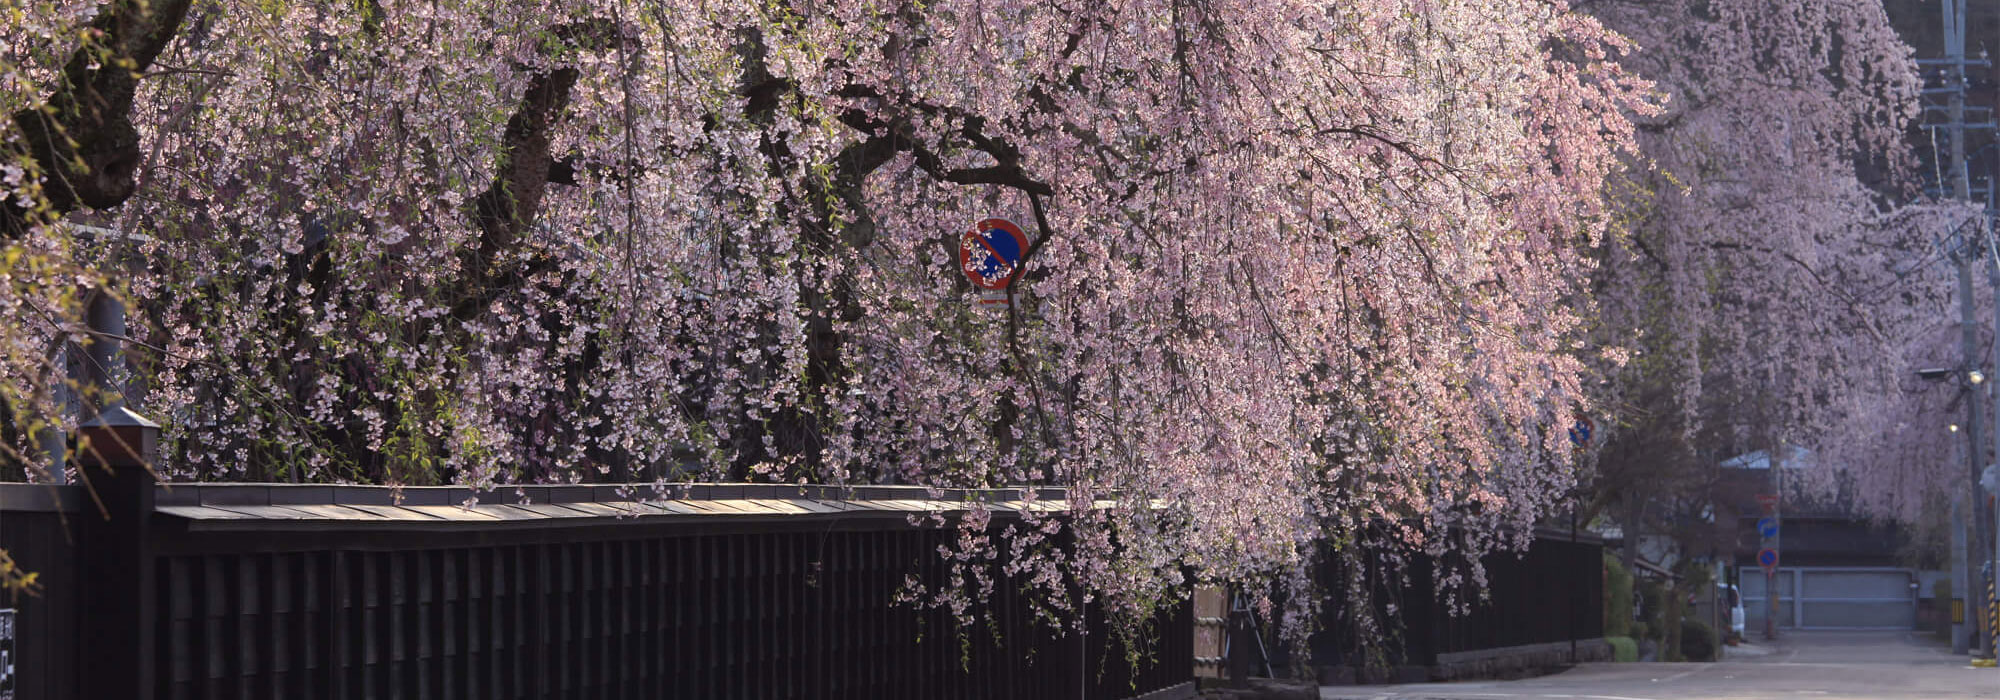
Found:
[1720,445,1813,471]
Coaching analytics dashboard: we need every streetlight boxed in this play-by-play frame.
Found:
[1918,367,1982,384]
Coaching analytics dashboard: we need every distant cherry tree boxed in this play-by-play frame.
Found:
[1574,0,1965,525]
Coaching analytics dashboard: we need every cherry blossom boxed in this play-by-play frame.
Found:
[1576,0,1968,526]
[2,0,1654,652]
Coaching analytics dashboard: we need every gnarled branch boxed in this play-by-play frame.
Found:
[2,0,195,240]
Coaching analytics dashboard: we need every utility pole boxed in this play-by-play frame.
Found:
[1932,0,1989,657]
[1987,181,2000,661]
[1956,228,1982,658]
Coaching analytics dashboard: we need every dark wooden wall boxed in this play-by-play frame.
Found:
[1,485,1193,700]
[1305,528,1606,671]
[1,507,80,700]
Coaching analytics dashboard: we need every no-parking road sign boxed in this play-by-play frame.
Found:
[1567,416,1594,446]
[960,218,1030,291]
[1758,547,1779,574]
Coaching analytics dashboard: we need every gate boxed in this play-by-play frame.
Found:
[1741,567,1916,630]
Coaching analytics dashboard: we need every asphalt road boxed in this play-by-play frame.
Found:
[1320,630,1998,699]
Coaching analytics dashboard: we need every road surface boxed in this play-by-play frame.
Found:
[1321,631,1997,699]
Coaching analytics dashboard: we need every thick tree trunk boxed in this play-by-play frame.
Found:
[1621,497,1642,587]
[0,393,25,481]
[1,0,194,239]
[1662,589,1685,661]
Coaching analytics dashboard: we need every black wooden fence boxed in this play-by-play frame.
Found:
[1300,526,1605,676]
[1429,529,1604,660]
[0,481,1194,700]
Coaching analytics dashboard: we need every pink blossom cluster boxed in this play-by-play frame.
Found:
[42,0,1977,654]
[1582,0,1973,526]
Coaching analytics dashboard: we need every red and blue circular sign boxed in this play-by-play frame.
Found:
[1757,548,1779,572]
[959,218,1030,290]
[1567,416,1594,447]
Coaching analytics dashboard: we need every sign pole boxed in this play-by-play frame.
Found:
[1759,453,1783,640]
[1755,513,1779,638]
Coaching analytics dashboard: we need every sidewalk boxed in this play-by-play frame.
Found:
[1322,630,1996,700]
[1733,630,1966,667]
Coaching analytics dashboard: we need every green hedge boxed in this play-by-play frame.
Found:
[1679,619,1717,662]
[1636,578,1666,642]
[1604,553,1633,638]
[1607,636,1638,662]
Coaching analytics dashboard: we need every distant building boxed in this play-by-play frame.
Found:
[1719,449,1922,630]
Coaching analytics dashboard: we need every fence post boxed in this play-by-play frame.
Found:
[1226,584,1253,690]
[76,405,159,700]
